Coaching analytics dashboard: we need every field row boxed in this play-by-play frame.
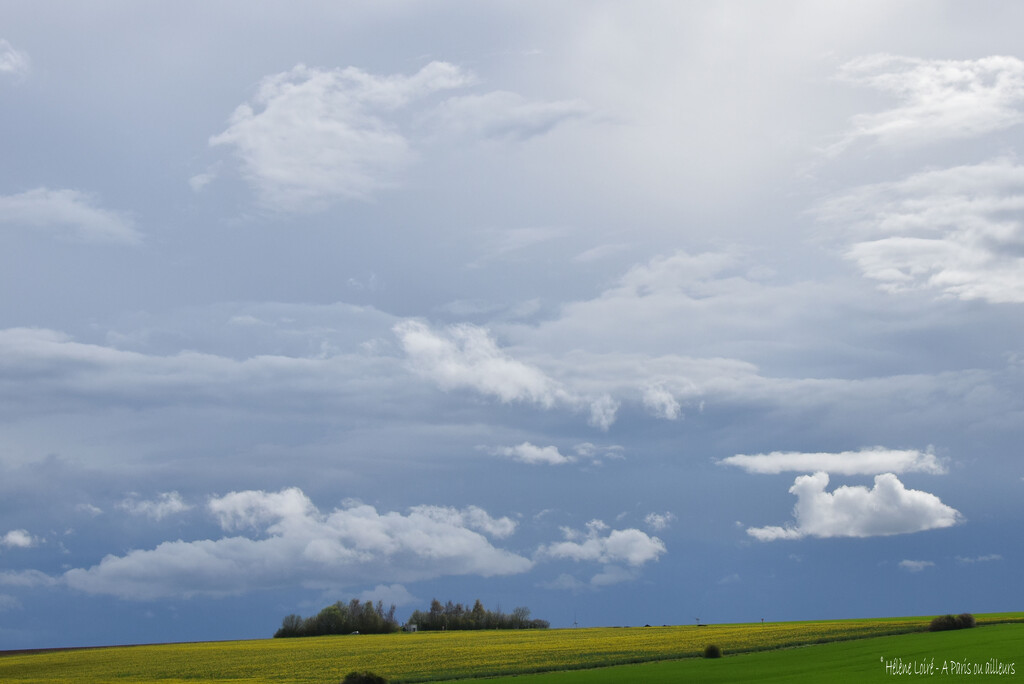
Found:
[2,612,1021,683]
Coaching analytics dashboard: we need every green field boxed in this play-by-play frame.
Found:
[1,613,1020,683]
[436,623,1021,683]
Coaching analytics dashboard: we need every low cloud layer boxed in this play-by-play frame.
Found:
[45,487,671,600]
[747,472,962,541]
[64,488,532,599]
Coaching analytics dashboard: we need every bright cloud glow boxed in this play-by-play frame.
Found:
[747,472,962,541]
[0,188,139,243]
[64,488,532,599]
[719,447,946,475]
[831,54,1024,153]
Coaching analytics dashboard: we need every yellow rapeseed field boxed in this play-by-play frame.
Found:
[1,613,1020,683]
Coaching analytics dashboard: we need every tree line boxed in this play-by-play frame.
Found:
[273,597,548,637]
[408,599,549,631]
[274,599,399,638]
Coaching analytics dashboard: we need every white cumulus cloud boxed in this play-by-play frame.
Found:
[412,504,518,539]
[394,320,618,429]
[64,487,532,599]
[644,512,676,531]
[494,442,573,466]
[719,447,946,476]
[747,472,962,541]
[0,188,139,243]
[642,384,681,420]
[395,320,565,406]
[210,61,473,211]
[539,519,666,567]
[1,529,37,549]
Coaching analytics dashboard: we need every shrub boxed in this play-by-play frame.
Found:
[341,671,387,684]
[703,644,723,658]
[929,613,976,632]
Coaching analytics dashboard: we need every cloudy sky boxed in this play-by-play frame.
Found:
[1,1,1022,649]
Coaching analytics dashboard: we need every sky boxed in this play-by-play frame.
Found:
[1,1,1022,649]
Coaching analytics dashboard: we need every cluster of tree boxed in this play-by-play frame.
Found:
[408,599,549,631]
[929,613,976,631]
[274,599,399,638]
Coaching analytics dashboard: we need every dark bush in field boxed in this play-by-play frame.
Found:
[341,671,387,684]
[929,613,976,631]
[704,644,723,658]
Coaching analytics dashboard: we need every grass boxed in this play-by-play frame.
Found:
[434,623,1022,683]
[0,612,1020,683]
